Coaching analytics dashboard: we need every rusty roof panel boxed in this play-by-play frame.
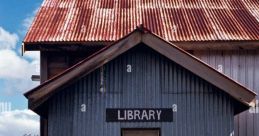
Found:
[24,0,259,44]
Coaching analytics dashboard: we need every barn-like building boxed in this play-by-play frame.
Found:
[23,0,259,136]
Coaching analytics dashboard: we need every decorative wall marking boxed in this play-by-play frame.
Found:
[127,64,132,73]
[118,110,161,121]
[0,102,11,113]
[106,108,173,122]
[81,25,86,33]
[100,66,106,93]
[249,100,258,114]
[217,64,223,73]
[172,25,177,33]
[230,131,234,136]
[172,104,177,112]
[81,104,86,112]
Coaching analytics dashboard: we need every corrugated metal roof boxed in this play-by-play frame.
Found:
[24,0,259,44]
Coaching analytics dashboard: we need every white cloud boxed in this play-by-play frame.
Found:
[0,5,41,136]
[23,16,34,31]
[24,51,40,61]
[0,27,40,95]
[22,7,39,34]
[0,49,39,95]
[0,50,39,79]
[0,27,19,50]
[0,110,39,136]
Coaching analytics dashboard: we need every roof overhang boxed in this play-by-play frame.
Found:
[24,27,257,115]
[22,40,259,52]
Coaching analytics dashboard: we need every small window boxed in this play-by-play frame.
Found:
[122,129,160,136]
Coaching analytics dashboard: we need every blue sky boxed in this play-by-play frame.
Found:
[0,0,42,32]
[0,1,43,135]
[0,0,42,110]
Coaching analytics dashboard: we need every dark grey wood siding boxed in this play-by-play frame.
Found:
[48,45,236,136]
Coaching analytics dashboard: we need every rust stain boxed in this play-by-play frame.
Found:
[24,0,259,44]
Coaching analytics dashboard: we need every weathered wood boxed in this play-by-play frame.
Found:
[48,68,67,79]
[40,117,48,136]
[45,51,100,78]
[40,52,48,136]
[23,40,259,51]
[122,129,159,136]
[23,42,105,51]
[172,41,259,50]
[40,52,48,82]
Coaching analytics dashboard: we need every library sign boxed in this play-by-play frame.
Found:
[106,108,173,122]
